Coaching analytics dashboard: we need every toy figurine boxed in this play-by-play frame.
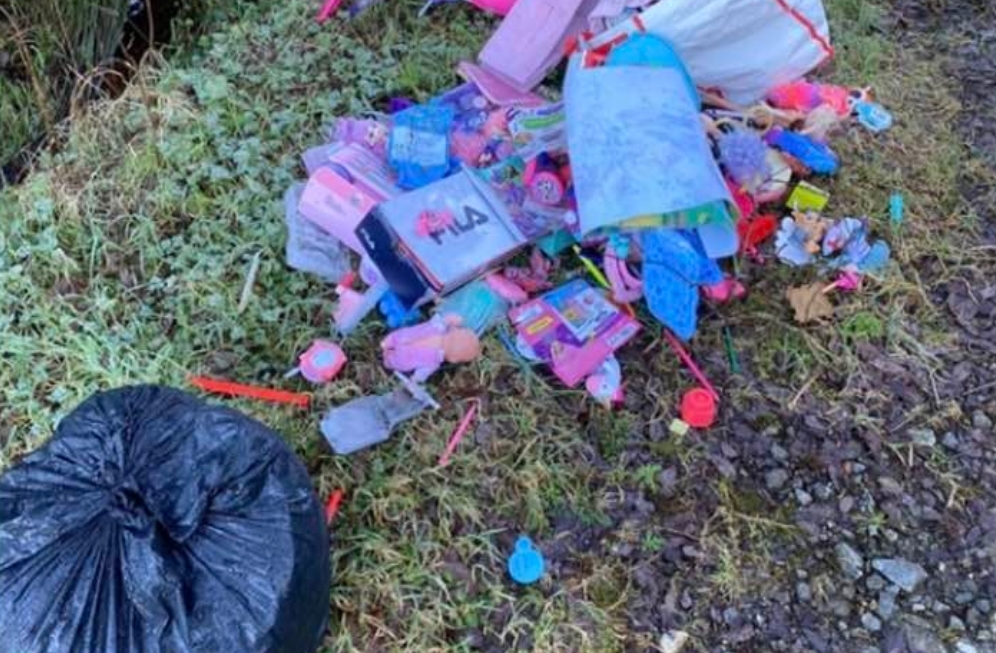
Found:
[382,314,482,382]
[585,356,624,408]
[794,211,829,255]
[774,211,829,267]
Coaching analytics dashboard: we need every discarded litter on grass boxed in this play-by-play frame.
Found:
[271,0,896,450]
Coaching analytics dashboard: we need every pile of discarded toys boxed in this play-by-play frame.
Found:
[206,0,896,455]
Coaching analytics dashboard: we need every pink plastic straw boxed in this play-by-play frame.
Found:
[438,400,480,467]
[315,0,345,24]
[662,330,720,402]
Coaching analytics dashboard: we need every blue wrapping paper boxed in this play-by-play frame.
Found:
[565,57,731,237]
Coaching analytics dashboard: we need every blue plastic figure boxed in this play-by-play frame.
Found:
[508,536,545,585]
[379,291,422,329]
[765,128,839,176]
[388,104,455,189]
[853,100,893,133]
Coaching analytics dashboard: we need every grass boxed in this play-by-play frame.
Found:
[0,0,134,168]
[0,0,991,650]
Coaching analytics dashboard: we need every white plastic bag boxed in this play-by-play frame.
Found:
[581,0,833,104]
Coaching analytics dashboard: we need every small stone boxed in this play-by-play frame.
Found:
[878,476,904,495]
[867,574,887,591]
[862,613,883,632]
[836,542,866,580]
[943,432,961,448]
[934,601,952,614]
[852,463,867,474]
[829,599,852,618]
[814,483,834,501]
[659,630,690,653]
[975,599,991,614]
[658,466,678,488]
[966,607,983,627]
[957,592,977,606]
[872,558,928,592]
[679,590,693,610]
[910,428,938,447]
[955,639,980,653]
[766,469,789,490]
[884,528,900,543]
[681,545,701,559]
[839,496,856,513]
[913,602,928,613]
[904,617,949,653]
[878,590,898,620]
[795,489,814,506]
[797,582,812,602]
[973,411,993,431]
[951,616,968,632]
[770,444,789,461]
[723,607,743,627]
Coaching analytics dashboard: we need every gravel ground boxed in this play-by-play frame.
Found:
[519,3,996,652]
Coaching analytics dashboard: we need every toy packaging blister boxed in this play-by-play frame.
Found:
[509,279,640,387]
[388,104,455,189]
[297,143,401,253]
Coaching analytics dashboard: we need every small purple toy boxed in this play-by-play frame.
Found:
[334,118,389,157]
[718,129,770,192]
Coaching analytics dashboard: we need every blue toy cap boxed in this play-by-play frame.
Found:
[508,536,545,585]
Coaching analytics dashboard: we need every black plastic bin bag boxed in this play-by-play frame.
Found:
[0,385,331,653]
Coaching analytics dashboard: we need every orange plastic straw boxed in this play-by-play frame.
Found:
[189,376,311,408]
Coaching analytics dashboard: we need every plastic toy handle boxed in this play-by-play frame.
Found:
[325,489,345,525]
[438,400,480,467]
[662,330,719,402]
[315,0,345,24]
[189,376,311,408]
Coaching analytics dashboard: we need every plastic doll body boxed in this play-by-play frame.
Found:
[382,314,482,382]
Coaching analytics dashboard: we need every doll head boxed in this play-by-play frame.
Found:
[442,328,482,364]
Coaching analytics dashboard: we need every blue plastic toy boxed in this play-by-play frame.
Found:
[378,291,422,329]
[388,104,456,189]
[508,536,545,585]
[764,128,839,176]
[853,100,893,133]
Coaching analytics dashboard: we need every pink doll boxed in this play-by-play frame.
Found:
[382,314,482,383]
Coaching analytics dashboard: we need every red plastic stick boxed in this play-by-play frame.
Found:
[325,489,345,525]
[189,376,311,408]
[662,330,719,402]
[438,400,480,467]
[315,0,345,24]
